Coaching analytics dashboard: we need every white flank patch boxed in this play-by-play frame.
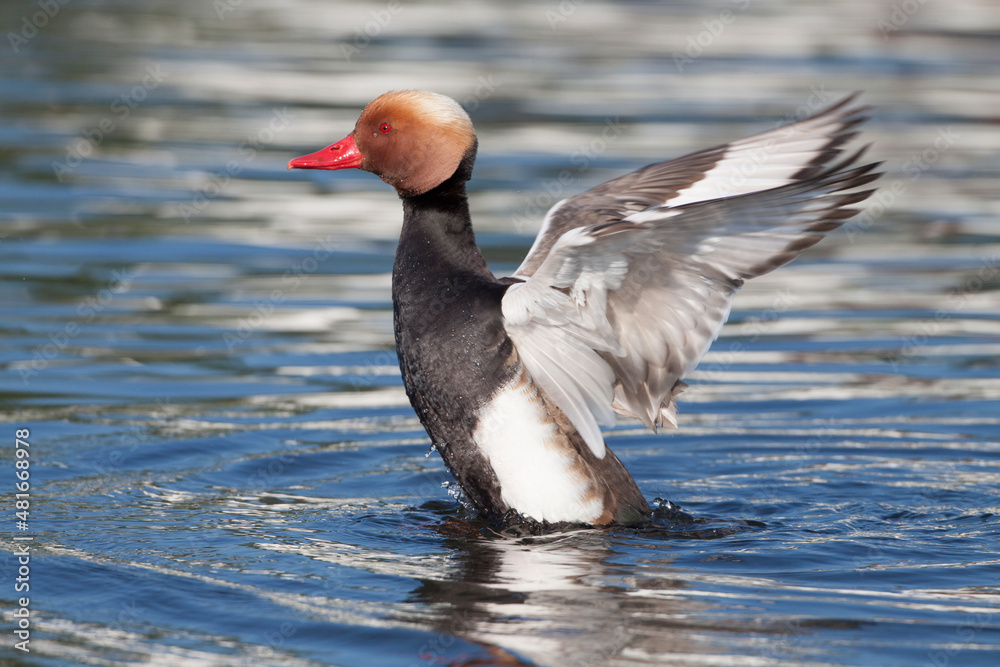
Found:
[474,379,604,524]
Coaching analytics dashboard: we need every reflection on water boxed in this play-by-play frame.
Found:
[2,0,1000,665]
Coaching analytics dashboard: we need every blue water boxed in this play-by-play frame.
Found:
[2,1,1000,665]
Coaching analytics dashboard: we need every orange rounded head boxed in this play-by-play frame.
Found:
[288,90,477,197]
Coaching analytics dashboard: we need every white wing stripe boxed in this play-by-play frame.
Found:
[665,125,846,208]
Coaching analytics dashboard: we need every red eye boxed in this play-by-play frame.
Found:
[379,123,392,134]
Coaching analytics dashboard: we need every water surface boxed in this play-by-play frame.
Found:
[1,1,999,665]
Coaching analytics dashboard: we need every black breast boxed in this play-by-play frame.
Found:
[393,268,517,518]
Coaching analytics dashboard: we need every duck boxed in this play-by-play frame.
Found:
[288,90,879,527]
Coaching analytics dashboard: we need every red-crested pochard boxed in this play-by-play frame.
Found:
[289,90,878,526]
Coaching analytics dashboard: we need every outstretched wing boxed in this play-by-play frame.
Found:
[514,94,869,280]
[502,97,879,459]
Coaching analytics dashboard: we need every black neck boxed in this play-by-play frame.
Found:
[394,145,492,283]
